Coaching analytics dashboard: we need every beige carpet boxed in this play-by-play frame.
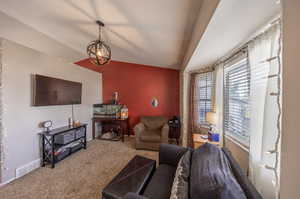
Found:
[0,137,158,199]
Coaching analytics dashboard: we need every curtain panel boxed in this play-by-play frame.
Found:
[188,73,196,147]
[248,23,281,199]
[0,38,3,182]
[214,62,224,146]
[188,68,215,147]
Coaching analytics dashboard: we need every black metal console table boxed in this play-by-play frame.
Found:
[39,124,87,168]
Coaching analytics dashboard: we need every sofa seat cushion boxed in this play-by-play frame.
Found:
[140,130,161,142]
[143,164,176,199]
[190,143,247,199]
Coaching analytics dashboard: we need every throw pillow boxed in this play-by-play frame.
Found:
[190,143,247,199]
[170,150,191,199]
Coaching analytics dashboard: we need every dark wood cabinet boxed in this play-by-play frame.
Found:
[92,117,130,142]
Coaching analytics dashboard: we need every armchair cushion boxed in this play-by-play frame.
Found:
[141,116,168,130]
[161,124,169,143]
[134,123,146,134]
[140,130,161,142]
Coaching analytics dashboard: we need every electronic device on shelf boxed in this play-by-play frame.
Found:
[168,116,180,127]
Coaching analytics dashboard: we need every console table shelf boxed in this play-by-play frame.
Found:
[39,124,87,168]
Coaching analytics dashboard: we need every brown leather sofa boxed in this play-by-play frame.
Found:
[134,116,169,151]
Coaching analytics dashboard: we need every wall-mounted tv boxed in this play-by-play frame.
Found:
[32,74,82,106]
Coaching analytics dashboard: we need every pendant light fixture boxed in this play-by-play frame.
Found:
[87,20,111,66]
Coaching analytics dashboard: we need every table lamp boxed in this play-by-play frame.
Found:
[206,112,219,142]
[206,112,217,128]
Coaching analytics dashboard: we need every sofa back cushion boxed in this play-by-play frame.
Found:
[170,150,191,199]
[141,116,168,130]
[190,143,247,199]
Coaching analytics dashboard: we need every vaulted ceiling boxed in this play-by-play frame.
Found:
[0,0,204,69]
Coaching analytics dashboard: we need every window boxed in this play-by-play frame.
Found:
[224,58,250,147]
[194,72,214,125]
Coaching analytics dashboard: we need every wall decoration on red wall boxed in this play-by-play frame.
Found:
[151,98,159,107]
[75,59,180,134]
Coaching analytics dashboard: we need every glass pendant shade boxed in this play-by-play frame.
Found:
[87,21,111,66]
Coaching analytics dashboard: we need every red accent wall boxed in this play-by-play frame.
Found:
[75,59,180,133]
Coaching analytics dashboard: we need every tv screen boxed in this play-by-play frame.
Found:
[33,74,82,106]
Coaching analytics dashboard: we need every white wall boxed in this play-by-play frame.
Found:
[180,71,190,147]
[1,39,102,183]
[182,0,219,70]
[280,0,300,198]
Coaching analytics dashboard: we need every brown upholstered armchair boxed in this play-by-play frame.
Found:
[134,116,169,151]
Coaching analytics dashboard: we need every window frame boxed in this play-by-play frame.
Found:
[194,71,214,127]
[224,57,251,148]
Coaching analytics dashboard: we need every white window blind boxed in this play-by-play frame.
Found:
[194,72,214,125]
[224,58,251,147]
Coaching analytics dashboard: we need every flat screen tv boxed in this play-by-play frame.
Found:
[32,74,82,106]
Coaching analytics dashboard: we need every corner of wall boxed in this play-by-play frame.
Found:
[180,70,191,147]
[0,37,3,183]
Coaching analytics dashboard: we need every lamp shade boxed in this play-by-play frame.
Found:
[206,112,217,125]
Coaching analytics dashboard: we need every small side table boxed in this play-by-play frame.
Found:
[193,134,220,149]
[168,123,181,144]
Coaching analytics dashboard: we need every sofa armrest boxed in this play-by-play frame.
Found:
[134,123,146,139]
[159,143,188,167]
[222,148,263,199]
[161,124,169,143]
[123,193,148,199]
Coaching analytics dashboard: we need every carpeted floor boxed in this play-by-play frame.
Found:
[0,137,158,199]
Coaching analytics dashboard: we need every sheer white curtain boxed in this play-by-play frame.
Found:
[0,38,3,182]
[214,62,224,146]
[248,24,281,199]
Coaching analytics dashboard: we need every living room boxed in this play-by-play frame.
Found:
[0,0,299,199]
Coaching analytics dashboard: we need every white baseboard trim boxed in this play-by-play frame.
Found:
[0,177,16,187]
[0,158,41,187]
[1,138,95,186]
[15,158,41,179]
